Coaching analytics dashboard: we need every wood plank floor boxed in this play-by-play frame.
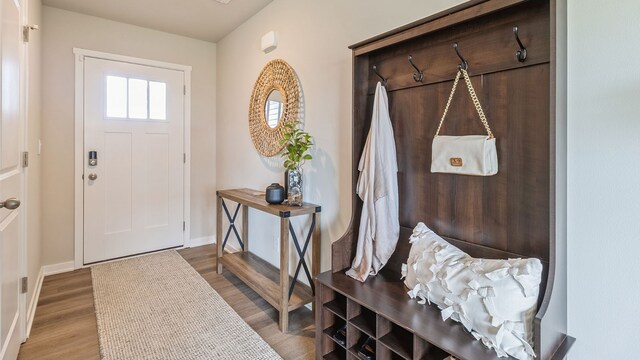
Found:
[18,245,315,360]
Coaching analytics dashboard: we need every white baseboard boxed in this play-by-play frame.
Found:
[184,236,215,248]
[183,237,241,253]
[42,261,75,276]
[0,313,19,360]
[224,242,241,253]
[25,267,44,338]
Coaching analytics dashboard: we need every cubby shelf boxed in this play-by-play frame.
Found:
[323,324,347,349]
[315,270,497,360]
[379,332,412,360]
[346,330,375,360]
[323,348,346,360]
[349,314,376,338]
[347,346,366,360]
[324,298,347,320]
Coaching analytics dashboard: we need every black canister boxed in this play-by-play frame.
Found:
[265,183,285,204]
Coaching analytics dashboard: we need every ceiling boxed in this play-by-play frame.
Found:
[42,0,274,43]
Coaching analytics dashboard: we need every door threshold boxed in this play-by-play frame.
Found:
[83,245,183,267]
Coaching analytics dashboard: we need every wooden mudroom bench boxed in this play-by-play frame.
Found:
[315,0,574,359]
[315,226,574,360]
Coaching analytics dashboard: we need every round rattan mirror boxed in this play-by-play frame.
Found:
[248,59,299,157]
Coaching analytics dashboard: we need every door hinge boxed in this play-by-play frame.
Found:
[21,277,28,294]
[183,221,186,231]
[183,153,186,163]
[183,85,186,95]
[22,151,29,167]
[23,25,39,43]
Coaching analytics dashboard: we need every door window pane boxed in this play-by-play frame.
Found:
[106,76,127,118]
[128,78,148,119]
[105,76,169,120]
[149,81,167,120]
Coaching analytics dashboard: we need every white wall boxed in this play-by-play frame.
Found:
[219,0,640,357]
[41,7,217,265]
[216,0,465,273]
[567,0,640,358]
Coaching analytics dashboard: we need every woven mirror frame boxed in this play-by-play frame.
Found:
[248,59,300,157]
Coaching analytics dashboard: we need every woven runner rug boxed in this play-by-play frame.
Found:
[91,250,282,360]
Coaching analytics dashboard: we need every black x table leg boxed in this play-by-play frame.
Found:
[288,215,316,300]
[221,199,244,251]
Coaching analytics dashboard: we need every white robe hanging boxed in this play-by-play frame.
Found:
[346,82,399,282]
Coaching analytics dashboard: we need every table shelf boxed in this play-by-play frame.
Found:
[219,252,313,311]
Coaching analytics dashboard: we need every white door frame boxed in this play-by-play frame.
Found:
[19,0,29,342]
[73,49,192,269]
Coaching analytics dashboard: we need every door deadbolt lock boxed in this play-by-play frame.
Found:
[88,173,98,181]
[0,198,21,210]
[89,151,97,166]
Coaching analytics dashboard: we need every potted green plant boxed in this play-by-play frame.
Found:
[280,120,313,206]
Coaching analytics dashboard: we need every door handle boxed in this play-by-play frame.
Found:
[0,198,20,210]
[88,173,98,181]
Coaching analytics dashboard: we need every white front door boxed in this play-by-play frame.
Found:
[0,0,24,358]
[83,57,185,264]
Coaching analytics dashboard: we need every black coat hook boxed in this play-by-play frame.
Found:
[513,26,527,62]
[453,43,468,70]
[372,65,388,87]
[408,55,424,82]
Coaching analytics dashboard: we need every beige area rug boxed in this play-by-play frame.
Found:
[91,250,282,360]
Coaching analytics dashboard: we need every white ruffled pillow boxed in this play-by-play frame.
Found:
[402,223,542,360]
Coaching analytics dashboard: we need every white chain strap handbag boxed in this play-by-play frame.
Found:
[431,68,498,176]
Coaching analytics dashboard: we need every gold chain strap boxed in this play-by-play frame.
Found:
[434,68,494,139]
[435,70,461,136]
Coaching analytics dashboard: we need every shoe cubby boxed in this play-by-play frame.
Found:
[320,317,346,358]
[324,292,347,320]
[323,317,347,349]
[318,284,348,358]
[323,347,347,360]
[346,324,376,360]
[347,300,376,338]
[377,317,414,359]
[413,337,449,360]
[379,346,408,360]
[316,281,455,360]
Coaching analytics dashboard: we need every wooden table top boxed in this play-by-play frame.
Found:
[216,188,321,218]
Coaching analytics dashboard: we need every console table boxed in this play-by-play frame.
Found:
[215,188,321,332]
